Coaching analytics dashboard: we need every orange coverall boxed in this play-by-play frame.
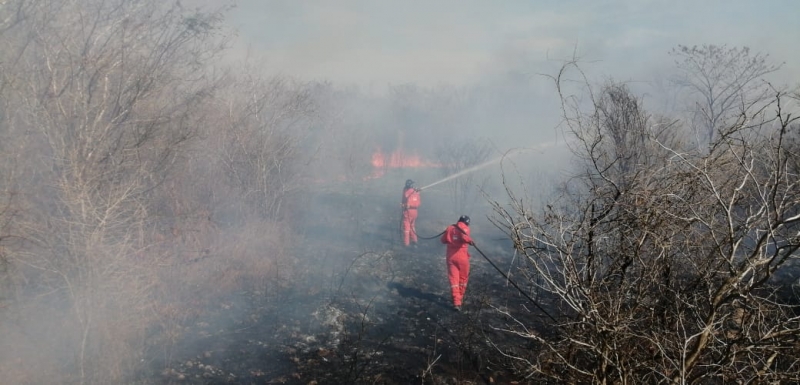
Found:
[401,187,421,246]
[441,222,472,307]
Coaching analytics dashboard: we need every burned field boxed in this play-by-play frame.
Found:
[5,3,800,384]
[151,174,548,384]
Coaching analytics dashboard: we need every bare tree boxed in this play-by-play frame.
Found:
[490,63,800,383]
[208,74,315,220]
[670,44,781,147]
[0,0,230,383]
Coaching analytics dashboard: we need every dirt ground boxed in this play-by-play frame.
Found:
[148,173,551,384]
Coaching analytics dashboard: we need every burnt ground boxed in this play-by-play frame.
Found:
[147,174,554,385]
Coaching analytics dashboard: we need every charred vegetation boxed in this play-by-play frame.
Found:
[0,1,798,384]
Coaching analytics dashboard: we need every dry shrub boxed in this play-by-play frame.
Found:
[0,0,309,382]
[0,240,161,384]
[158,217,296,302]
[138,214,297,364]
[491,68,800,383]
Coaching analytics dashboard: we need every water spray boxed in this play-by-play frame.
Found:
[417,147,530,191]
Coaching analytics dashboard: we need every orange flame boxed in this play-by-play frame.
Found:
[368,147,440,179]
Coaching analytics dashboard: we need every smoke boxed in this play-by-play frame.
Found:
[1,1,795,383]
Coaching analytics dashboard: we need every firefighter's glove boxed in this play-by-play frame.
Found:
[414,188,421,192]
[469,241,475,246]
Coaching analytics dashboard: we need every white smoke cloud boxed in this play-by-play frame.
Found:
[221,0,798,90]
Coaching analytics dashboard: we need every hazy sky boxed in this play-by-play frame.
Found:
[226,0,799,89]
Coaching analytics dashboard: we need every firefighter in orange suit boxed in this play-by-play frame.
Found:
[441,215,473,311]
[401,179,421,247]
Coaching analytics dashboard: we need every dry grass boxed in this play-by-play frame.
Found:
[0,213,296,384]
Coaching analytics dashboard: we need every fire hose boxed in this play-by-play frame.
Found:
[412,228,446,240]
[400,209,445,242]
[399,186,556,321]
[469,242,557,322]
[412,222,557,322]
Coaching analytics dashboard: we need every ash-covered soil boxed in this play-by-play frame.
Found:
[149,176,552,384]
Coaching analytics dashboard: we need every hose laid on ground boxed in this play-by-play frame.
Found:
[398,206,556,321]
[469,242,557,323]
[413,221,557,322]
[401,207,445,240]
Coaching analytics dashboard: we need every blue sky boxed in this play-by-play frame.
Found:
[224,0,799,89]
